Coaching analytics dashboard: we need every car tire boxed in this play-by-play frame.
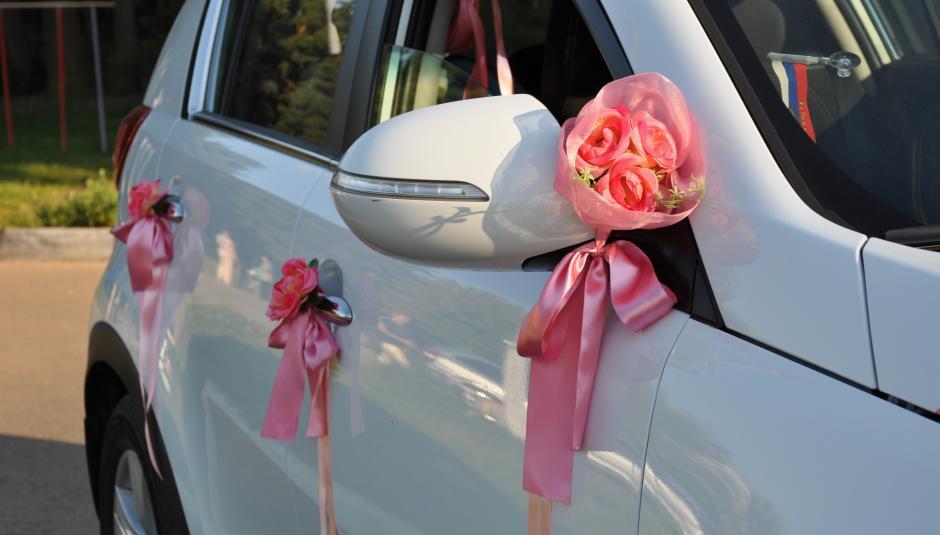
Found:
[97,395,188,535]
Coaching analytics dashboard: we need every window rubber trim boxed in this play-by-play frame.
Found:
[573,0,632,77]
[181,0,212,120]
[214,0,254,118]
[326,0,375,153]
[191,111,340,170]
[341,0,396,149]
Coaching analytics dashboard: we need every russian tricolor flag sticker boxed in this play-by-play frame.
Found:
[771,59,817,141]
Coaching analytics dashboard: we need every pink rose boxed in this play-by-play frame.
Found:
[280,258,318,286]
[596,153,659,212]
[128,179,164,219]
[266,258,319,321]
[631,111,677,171]
[572,106,632,177]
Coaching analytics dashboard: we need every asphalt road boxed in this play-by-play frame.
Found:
[0,261,106,534]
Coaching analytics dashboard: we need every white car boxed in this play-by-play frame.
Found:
[86,0,940,533]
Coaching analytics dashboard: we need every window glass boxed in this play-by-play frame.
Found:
[211,0,358,149]
[369,0,612,126]
[371,45,489,125]
[718,0,940,234]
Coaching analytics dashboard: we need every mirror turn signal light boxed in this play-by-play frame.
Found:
[331,170,489,202]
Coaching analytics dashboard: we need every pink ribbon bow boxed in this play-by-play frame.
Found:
[262,307,340,535]
[262,308,339,440]
[517,236,676,504]
[111,195,174,476]
[446,0,514,97]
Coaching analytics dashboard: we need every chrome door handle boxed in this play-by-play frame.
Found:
[154,194,186,223]
[320,295,353,326]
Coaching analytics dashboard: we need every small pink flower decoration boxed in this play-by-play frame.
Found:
[127,179,166,219]
[262,256,340,533]
[266,258,319,321]
[110,177,175,476]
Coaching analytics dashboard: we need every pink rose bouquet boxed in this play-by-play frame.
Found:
[518,73,705,530]
[556,72,705,236]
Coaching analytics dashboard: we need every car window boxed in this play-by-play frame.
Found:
[209,0,359,150]
[708,0,940,238]
[369,0,613,127]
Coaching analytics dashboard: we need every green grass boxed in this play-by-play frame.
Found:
[0,94,139,227]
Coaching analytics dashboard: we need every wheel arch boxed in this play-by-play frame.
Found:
[85,322,137,515]
[85,321,188,534]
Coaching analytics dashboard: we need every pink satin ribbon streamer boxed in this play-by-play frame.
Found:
[446,0,514,96]
[517,236,676,504]
[111,207,174,476]
[527,495,552,535]
[261,307,340,534]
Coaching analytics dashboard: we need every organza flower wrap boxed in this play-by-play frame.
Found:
[261,258,340,535]
[556,72,704,236]
[517,73,705,522]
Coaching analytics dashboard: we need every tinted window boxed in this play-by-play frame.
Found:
[211,0,358,149]
[710,0,940,236]
[369,0,613,126]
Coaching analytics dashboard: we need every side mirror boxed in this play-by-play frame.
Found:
[331,95,592,269]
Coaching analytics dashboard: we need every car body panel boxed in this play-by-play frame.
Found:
[641,319,940,534]
[143,0,206,115]
[863,237,940,412]
[148,116,326,535]
[602,0,876,388]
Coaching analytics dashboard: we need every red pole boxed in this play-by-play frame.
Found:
[56,6,66,152]
[0,11,13,148]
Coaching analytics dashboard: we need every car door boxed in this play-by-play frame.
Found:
[152,0,370,533]
[863,239,940,414]
[616,0,940,532]
[291,1,713,533]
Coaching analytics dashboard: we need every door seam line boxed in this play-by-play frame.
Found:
[154,117,181,183]
[288,171,329,256]
[857,237,879,389]
[635,313,691,534]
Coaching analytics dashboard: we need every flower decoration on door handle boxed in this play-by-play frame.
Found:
[261,257,341,535]
[517,72,705,534]
[111,178,182,476]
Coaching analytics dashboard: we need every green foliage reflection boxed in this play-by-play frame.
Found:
[218,0,357,147]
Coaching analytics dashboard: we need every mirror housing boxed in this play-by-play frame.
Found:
[331,95,592,269]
